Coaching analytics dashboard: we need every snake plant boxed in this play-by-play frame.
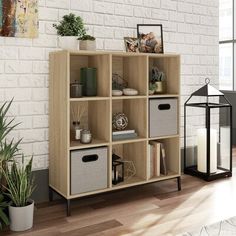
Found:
[0,99,21,190]
[0,194,9,229]
[2,156,35,207]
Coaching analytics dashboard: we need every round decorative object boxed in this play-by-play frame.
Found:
[112,90,123,96]
[123,88,138,96]
[112,112,128,130]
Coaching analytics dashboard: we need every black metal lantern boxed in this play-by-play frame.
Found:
[184,78,232,181]
[112,154,124,185]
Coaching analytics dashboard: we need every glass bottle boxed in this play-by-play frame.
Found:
[73,121,82,140]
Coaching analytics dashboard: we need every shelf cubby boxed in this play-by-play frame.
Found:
[149,55,180,95]
[112,55,148,96]
[70,53,111,97]
[70,100,110,149]
[148,137,180,177]
[112,98,147,141]
[112,141,147,187]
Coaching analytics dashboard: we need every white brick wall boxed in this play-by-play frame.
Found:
[0,0,219,170]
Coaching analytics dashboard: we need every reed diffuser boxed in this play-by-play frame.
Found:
[71,103,86,140]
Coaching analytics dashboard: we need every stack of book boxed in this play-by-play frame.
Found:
[112,130,138,141]
[147,141,168,179]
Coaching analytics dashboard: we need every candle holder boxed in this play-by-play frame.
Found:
[112,153,124,185]
[184,78,232,181]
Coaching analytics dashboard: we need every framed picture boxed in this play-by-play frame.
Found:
[0,0,38,38]
[124,37,140,52]
[137,24,164,53]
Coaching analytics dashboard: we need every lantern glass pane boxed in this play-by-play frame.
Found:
[217,106,231,171]
[185,106,206,171]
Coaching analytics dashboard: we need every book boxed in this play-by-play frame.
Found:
[147,144,154,179]
[112,132,138,141]
[147,144,150,179]
[112,130,135,135]
[160,143,168,175]
[149,141,161,177]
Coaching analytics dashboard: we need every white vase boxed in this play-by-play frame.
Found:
[80,40,96,51]
[9,200,34,232]
[58,36,79,51]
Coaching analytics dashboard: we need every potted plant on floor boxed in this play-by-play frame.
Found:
[0,194,9,230]
[0,99,21,231]
[2,156,35,232]
[53,13,86,50]
[0,99,35,232]
[78,34,96,51]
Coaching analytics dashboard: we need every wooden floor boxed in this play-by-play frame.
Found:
[3,154,236,236]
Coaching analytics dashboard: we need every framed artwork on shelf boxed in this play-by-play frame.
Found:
[124,37,140,52]
[137,24,164,53]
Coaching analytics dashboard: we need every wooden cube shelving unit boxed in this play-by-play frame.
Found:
[49,50,181,216]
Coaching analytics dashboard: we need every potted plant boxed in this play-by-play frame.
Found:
[150,66,166,94]
[0,99,21,232]
[53,13,86,51]
[78,34,96,51]
[2,156,35,232]
[0,99,21,190]
[0,99,35,232]
[149,82,157,95]
[0,194,9,230]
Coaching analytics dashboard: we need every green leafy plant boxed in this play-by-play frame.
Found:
[0,99,21,191]
[78,34,95,41]
[150,67,166,82]
[53,13,86,37]
[2,156,35,207]
[0,194,9,230]
[149,82,157,91]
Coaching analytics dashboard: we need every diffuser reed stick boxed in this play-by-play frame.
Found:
[71,103,86,122]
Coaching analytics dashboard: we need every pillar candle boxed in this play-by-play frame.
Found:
[197,128,217,173]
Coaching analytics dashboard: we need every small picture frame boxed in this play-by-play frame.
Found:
[124,37,140,52]
[137,24,164,53]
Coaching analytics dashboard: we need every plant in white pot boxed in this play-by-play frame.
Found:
[53,13,86,51]
[0,194,9,230]
[78,34,96,51]
[2,156,36,232]
[0,99,21,231]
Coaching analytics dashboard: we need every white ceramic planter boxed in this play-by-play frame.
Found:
[58,36,79,51]
[9,200,34,232]
[80,40,96,51]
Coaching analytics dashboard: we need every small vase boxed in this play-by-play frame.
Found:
[73,121,82,140]
[154,81,166,94]
[80,67,97,96]
[80,40,96,51]
[70,82,83,98]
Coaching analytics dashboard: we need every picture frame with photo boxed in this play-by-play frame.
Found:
[137,24,164,53]
[124,37,140,53]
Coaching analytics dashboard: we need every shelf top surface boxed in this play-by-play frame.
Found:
[50,49,180,58]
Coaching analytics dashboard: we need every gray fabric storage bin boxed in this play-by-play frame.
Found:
[149,98,178,137]
[70,147,108,195]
